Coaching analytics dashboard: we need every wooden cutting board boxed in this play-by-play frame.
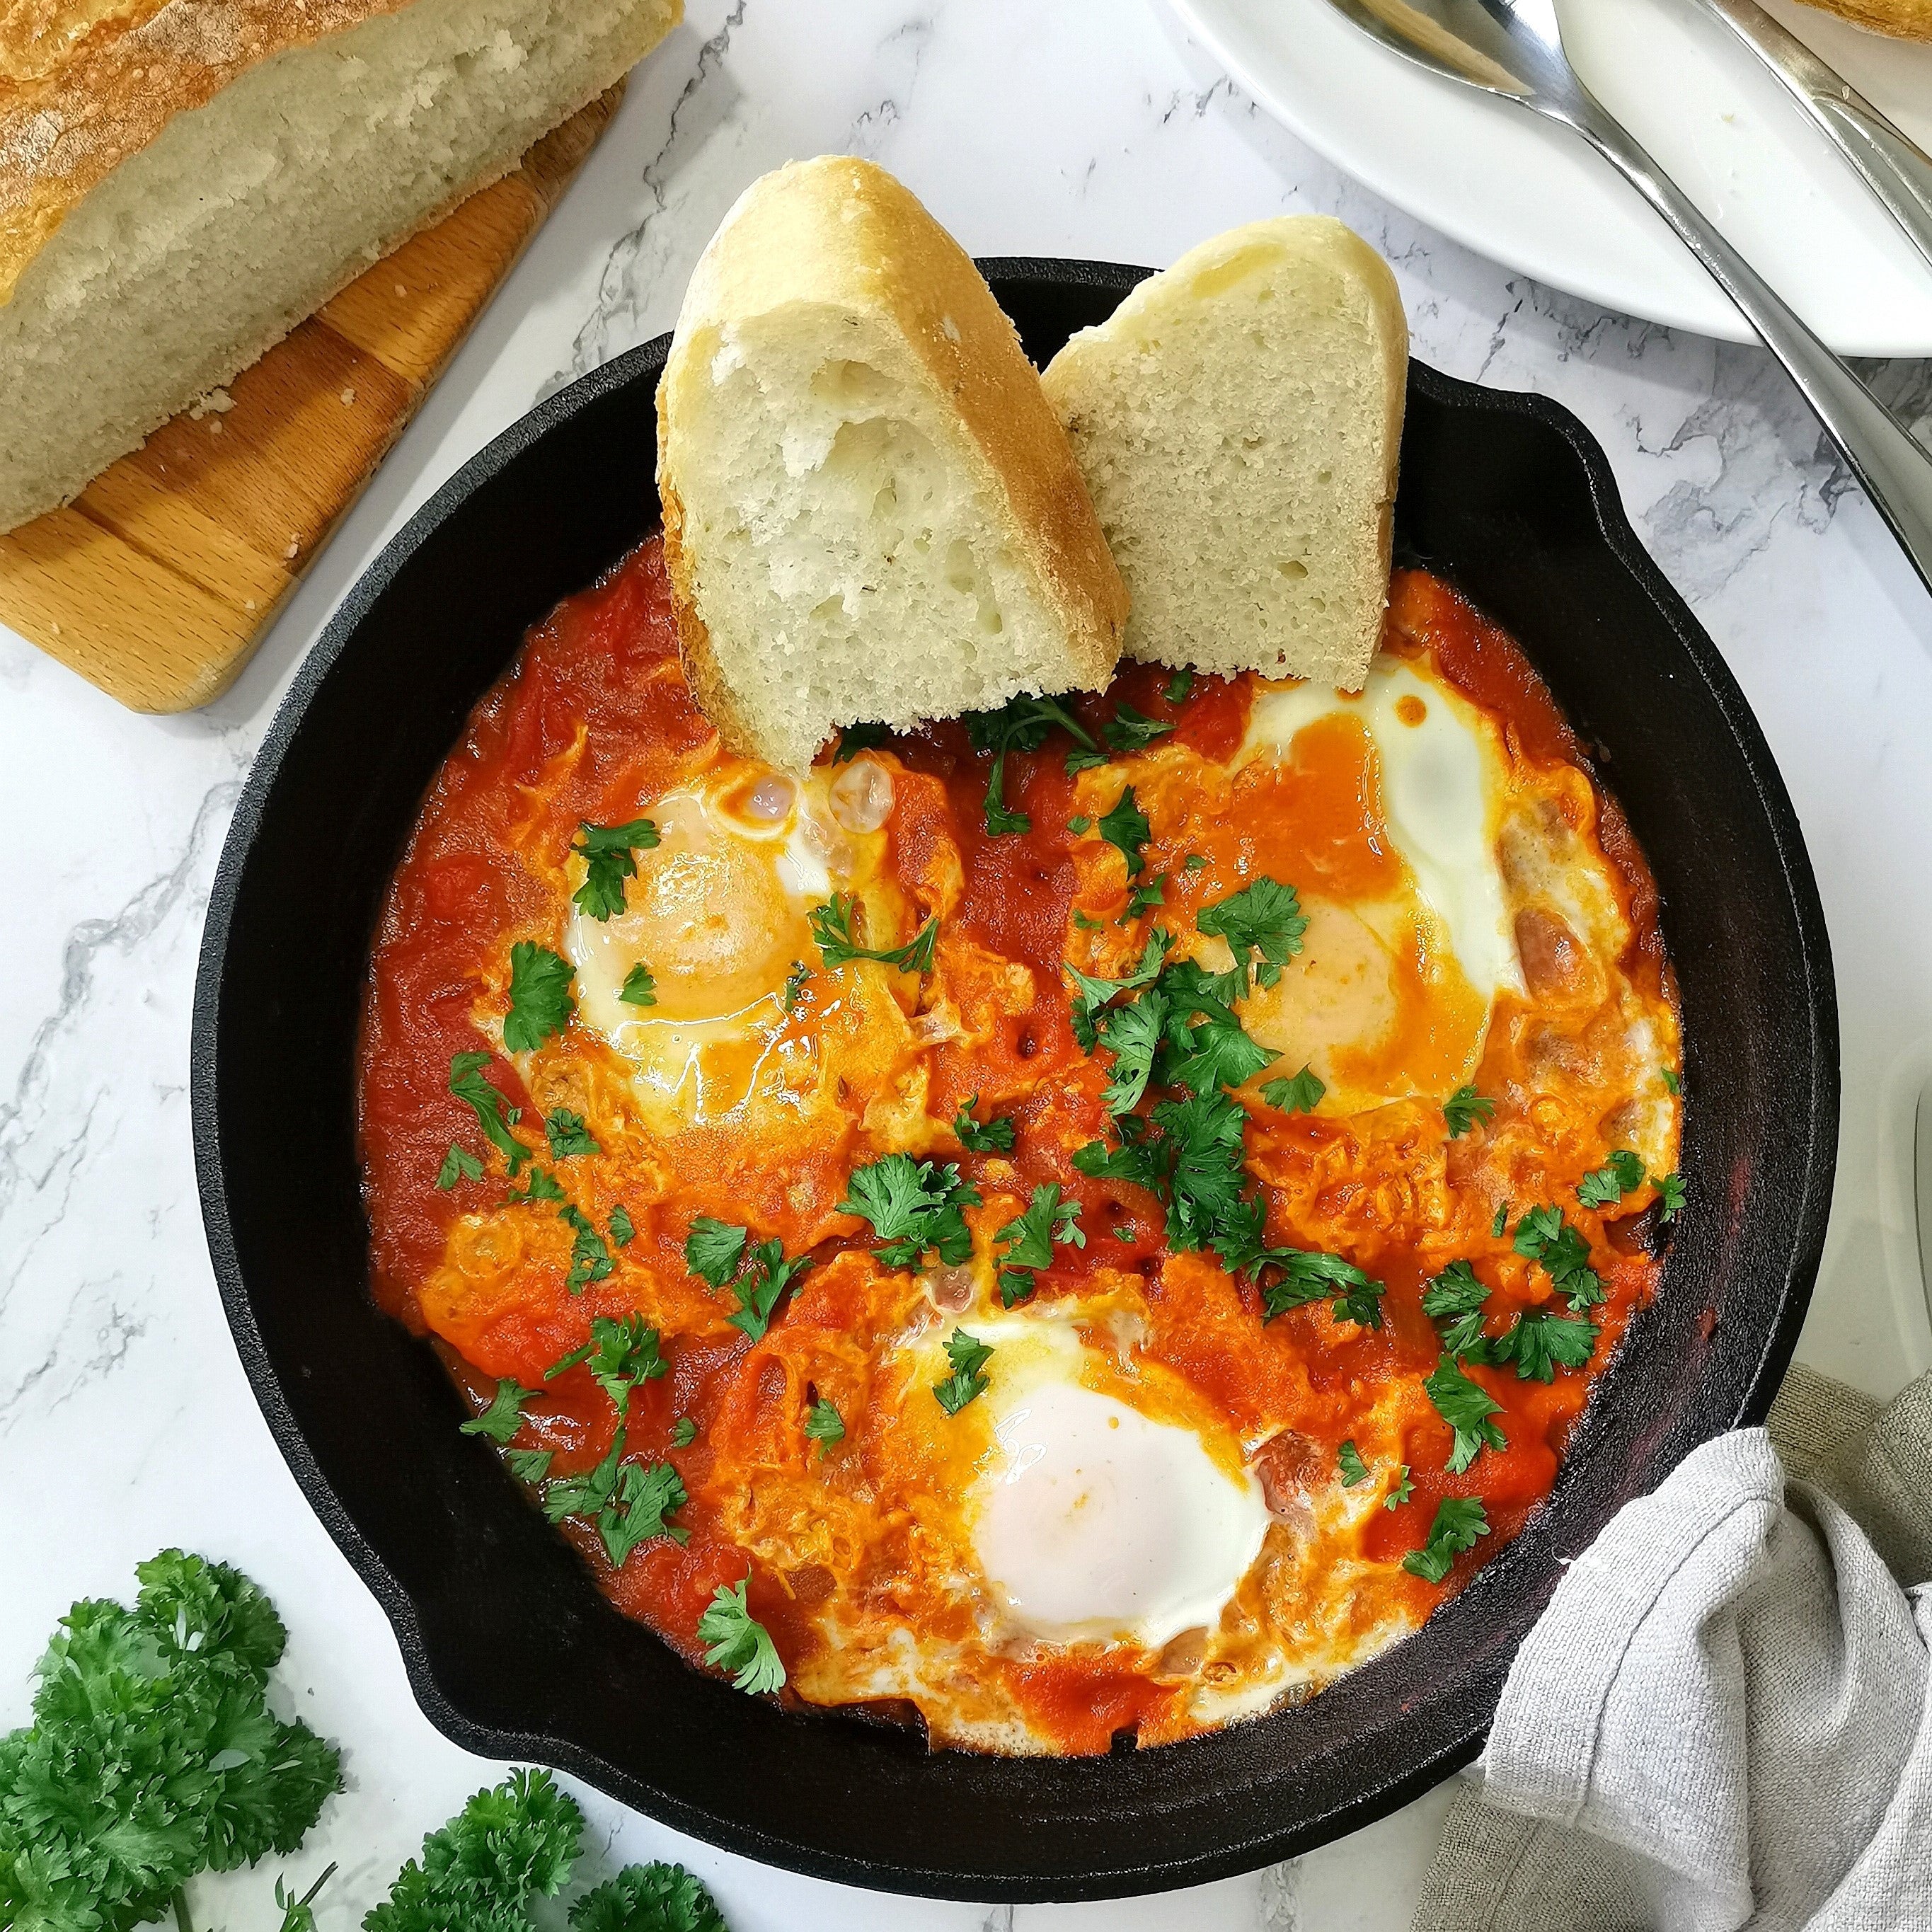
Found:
[0,84,626,714]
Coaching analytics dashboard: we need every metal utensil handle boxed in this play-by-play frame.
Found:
[1698,0,1932,275]
[1572,99,1932,598]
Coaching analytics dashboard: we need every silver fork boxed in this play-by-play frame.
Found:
[1316,0,1932,595]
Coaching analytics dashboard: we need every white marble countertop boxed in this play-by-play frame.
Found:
[3,2,1930,1926]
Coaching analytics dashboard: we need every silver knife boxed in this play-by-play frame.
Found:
[1695,0,1932,277]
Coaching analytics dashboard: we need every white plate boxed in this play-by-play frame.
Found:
[1164,0,1932,354]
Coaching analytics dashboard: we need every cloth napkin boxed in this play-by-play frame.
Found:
[1412,1364,1932,1932]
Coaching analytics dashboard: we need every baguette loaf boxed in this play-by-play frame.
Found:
[657,156,1128,773]
[1793,0,1931,35]
[1042,217,1407,692]
[0,0,682,534]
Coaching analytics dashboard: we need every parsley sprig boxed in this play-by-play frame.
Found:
[953,1097,1016,1153]
[803,1396,844,1450]
[934,1329,994,1413]
[1195,879,1309,994]
[838,1155,980,1270]
[0,1551,343,1932]
[809,893,937,974]
[1493,1305,1598,1382]
[1102,701,1174,752]
[1403,1496,1491,1583]
[1424,1355,1507,1472]
[1577,1148,1645,1208]
[1443,1086,1495,1139]
[1262,1064,1325,1115]
[683,1219,812,1341]
[571,817,660,921]
[698,1581,785,1694]
[544,1109,599,1159]
[541,1427,687,1565]
[1512,1204,1605,1311]
[504,941,575,1054]
[461,1379,534,1444]
[993,1183,1085,1306]
[965,694,1100,836]
[449,1051,531,1175]
[1098,786,1152,878]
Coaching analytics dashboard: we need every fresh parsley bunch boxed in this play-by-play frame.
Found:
[0,1551,342,1932]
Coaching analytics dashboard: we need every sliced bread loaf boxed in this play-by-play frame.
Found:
[1042,217,1407,691]
[0,0,681,534]
[656,156,1128,772]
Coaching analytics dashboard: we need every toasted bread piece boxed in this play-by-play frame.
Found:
[1042,217,1407,692]
[656,156,1127,771]
[1794,0,1930,36]
[0,0,681,534]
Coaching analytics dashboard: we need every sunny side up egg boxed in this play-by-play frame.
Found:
[359,541,1681,1759]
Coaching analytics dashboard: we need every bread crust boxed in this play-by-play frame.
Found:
[656,155,1129,763]
[1793,0,1931,37]
[0,1,440,306]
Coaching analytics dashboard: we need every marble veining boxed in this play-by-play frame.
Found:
[1,1,1929,1927]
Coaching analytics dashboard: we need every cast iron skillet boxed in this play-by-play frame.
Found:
[191,260,1838,1901]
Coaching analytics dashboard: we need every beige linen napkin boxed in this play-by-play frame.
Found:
[1412,1364,1932,1932]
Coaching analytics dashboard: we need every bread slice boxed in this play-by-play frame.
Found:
[657,156,1128,773]
[1042,217,1407,692]
[0,0,682,534]
[1794,0,1931,37]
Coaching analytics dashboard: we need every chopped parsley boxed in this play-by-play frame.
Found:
[698,1579,786,1694]
[609,1204,635,1247]
[582,1313,667,1411]
[506,1165,567,1205]
[560,1203,615,1292]
[1657,1171,1686,1221]
[809,893,937,973]
[1098,990,1168,1115]
[685,1217,748,1288]
[1069,815,1094,836]
[839,1154,980,1268]
[671,1417,698,1448]
[1102,701,1174,752]
[619,962,657,1008]
[1098,785,1153,878]
[436,1142,483,1188]
[1494,1306,1599,1381]
[834,722,892,762]
[1122,874,1167,921]
[1156,959,1274,1096]
[1386,1464,1415,1510]
[1071,907,1103,931]
[449,1050,530,1175]
[460,1378,533,1444]
[1262,1064,1325,1115]
[1443,1086,1495,1139]
[1166,669,1195,704]
[965,693,1099,836]
[1183,852,1208,872]
[803,1397,844,1449]
[505,1447,553,1484]
[684,1220,812,1341]
[1065,748,1110,775]
[571,817,661,921]
[1491,1200,1511,1238]
[1422,1259,1493,1360]
[1577,1148,1645,1208]
[544,1108,599,1158]
[994,1183,1084,1305]
[953,1097,1017,1153]
[782,960,810,1010]
[543,1430,687,1565]
[1337,1439,1370,1487]
[1195,878,1309,993]
[504,941,575,1053]
[1403,1495,1491,1583]
[934,1328,994,1413]
[1064,926,1171,1047]
[1074,1087,1255,1255]
[1661,1066,1681,1095]
[1512,1204,1604,1311]
[1424,1356,1507,1473]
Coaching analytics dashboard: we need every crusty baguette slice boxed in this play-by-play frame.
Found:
[657,156,1128,772]
[1794,0,1931,37]
[1042,217,1407,692]
[0,0,682,535]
